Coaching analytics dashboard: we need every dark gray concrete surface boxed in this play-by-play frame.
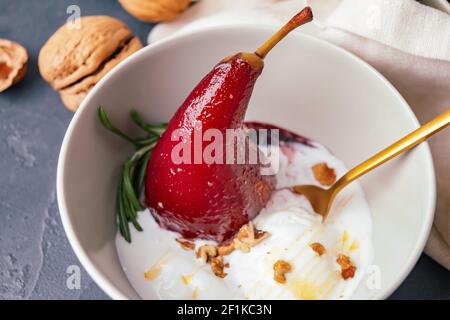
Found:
[0,0,448,300]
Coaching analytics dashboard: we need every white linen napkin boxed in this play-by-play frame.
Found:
[148,0,450,270]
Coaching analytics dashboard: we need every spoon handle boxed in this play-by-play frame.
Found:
[334,109,450,191]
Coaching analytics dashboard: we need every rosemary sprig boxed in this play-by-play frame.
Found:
[97,106,167,242]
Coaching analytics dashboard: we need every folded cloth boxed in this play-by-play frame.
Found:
[320,0,450,271]
[148,0,450,270]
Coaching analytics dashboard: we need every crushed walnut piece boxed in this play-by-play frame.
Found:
[312,163,336,186]
[176,239,195,251]
[336,254,356,280]
[196,245,218,263]
[211,222,270,257]
[273,260,292,284]
[233,222,269,253]
[210,256,229,278]
[310,242,326,256]
[194,223,269,278]
[196,245,229,277]
[217,242,235,256]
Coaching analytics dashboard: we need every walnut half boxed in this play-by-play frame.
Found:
[38,16,142,111]
[0,39,28,93]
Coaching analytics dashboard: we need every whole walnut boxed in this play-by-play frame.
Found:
[38,16,142,111]
[119,0,190,22]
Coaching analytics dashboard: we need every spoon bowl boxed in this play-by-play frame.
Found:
[294,109,449,221]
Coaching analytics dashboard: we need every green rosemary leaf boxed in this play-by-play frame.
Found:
[98,106,140,147]
[130,216,143,232]
[130,141,158,163]
[120,180,143,232]
[117,180,131,242]
[135,150,152,198]
[134,136,160,148]
[123,160,143,212]
[130,110,167,136]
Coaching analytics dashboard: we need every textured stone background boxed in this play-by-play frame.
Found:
[0,0,449,300]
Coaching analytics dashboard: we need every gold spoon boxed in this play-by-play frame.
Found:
[293,108,450,221]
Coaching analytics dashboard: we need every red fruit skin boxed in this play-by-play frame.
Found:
[145,54,274,242]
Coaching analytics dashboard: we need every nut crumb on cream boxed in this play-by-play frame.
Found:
[312,162,336,186]
[217,243,235,256]
[273,260,292,284]
[310,242,326,256]
[336,254,356,280]
[232,222,269,253]
[196,245,217,263]
[211,256,229,278]
[195,222,269,278]
[176,239,195,251]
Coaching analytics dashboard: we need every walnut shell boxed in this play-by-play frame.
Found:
[39,16,132,90]
[0,39,28,93]
[59,36,142,111]
[38,16,143,111]
[119,0,190,22]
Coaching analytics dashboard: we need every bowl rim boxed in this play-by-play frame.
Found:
[56,24,436,300]
[422,0,450,13]
[434,0,450,11]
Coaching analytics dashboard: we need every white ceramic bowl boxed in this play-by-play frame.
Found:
[57,26,436,300]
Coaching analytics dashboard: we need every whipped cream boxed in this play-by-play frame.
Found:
[116,139,373,300]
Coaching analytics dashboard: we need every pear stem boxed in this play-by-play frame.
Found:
[255,7,313,59]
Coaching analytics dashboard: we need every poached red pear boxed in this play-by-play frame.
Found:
[145,7,313,242]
